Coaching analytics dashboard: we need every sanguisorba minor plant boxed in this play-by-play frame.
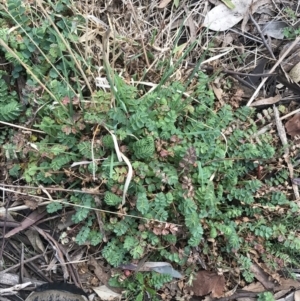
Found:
[1,0,300,297]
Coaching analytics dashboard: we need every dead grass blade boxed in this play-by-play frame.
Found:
[273,105,299,199]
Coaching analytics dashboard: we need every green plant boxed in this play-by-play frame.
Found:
[283,7,297,22]
[283,7,300,39]
[283,27,300,39]
[109,272,168,301]
[2,0,300,295]
[257,292,275,301]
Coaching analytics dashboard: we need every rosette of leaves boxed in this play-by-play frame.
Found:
[132,136,155,159]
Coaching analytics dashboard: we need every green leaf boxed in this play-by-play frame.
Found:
[149,272,172,289]
[185,211,199,229]
[257,292,275,301]
[137,192,150,214]
[131,245,144,259]
[124,236,138,250]
[89,230,103,246]
[104,192,122,206]
[47,202,63,213]
[113,220,130,236]
[0,101,22,121]
[132,137,155,159]
[221,0,235,9]
[76,226,90,245]
[102,239,125,267]
[136,273,144,285]
[72,196,92,223]
[136,292,144,301]
[9,164,20,177]
[154,193,167,207]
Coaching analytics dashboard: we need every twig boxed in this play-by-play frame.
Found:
[273,105,299,199]
[256,105,300,137]
[19,243,24,284]
[0,187,182,225]
[127,0,150,67]
[230,74,256,90]
[0,183,101,195]
[201,47,233,65]
[0,121,45,134]
[188,64,276,77]
[229,28,263,44]
[0,282,32,295]
[0,194,8,268]
[33,226,70,280]
[214,291,260,301]
[247,36,300,106]
[0,221,20,228]
[0,252,51,276]
[249,14,276,60]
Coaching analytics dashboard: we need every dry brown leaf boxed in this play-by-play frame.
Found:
[88,256,110,285]
[33,226,69,279]
[280,41,300,72]
[25,229,46,254]
[243,282,265,293]
[235,296,256,301]
[274,278,300,292]
[295,290,300,301]
[285,113,300,138]
[241,11,249,33]
[178,280,184,291]
[92,285,122,301]
[202,296,212,301]
[250,95,281,107]
[188,270,225,298]
[183,5,197,43]
[274,289,293,300]
[158,0,172,9]
[223,284,238,298]
[46,258,58,272]
[289,61,300,83]
[0,210,16,222]
[222,33,234,47]
[211,83,224,104]
[24,199,39,210]
[4,209,47,238]
[250,0,271,14]
[250,263,275,290]
[252,256,281,285]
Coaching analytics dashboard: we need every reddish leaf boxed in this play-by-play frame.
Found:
[62,125,72,135]
[61,96,70,105]
[159,149,169,157]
